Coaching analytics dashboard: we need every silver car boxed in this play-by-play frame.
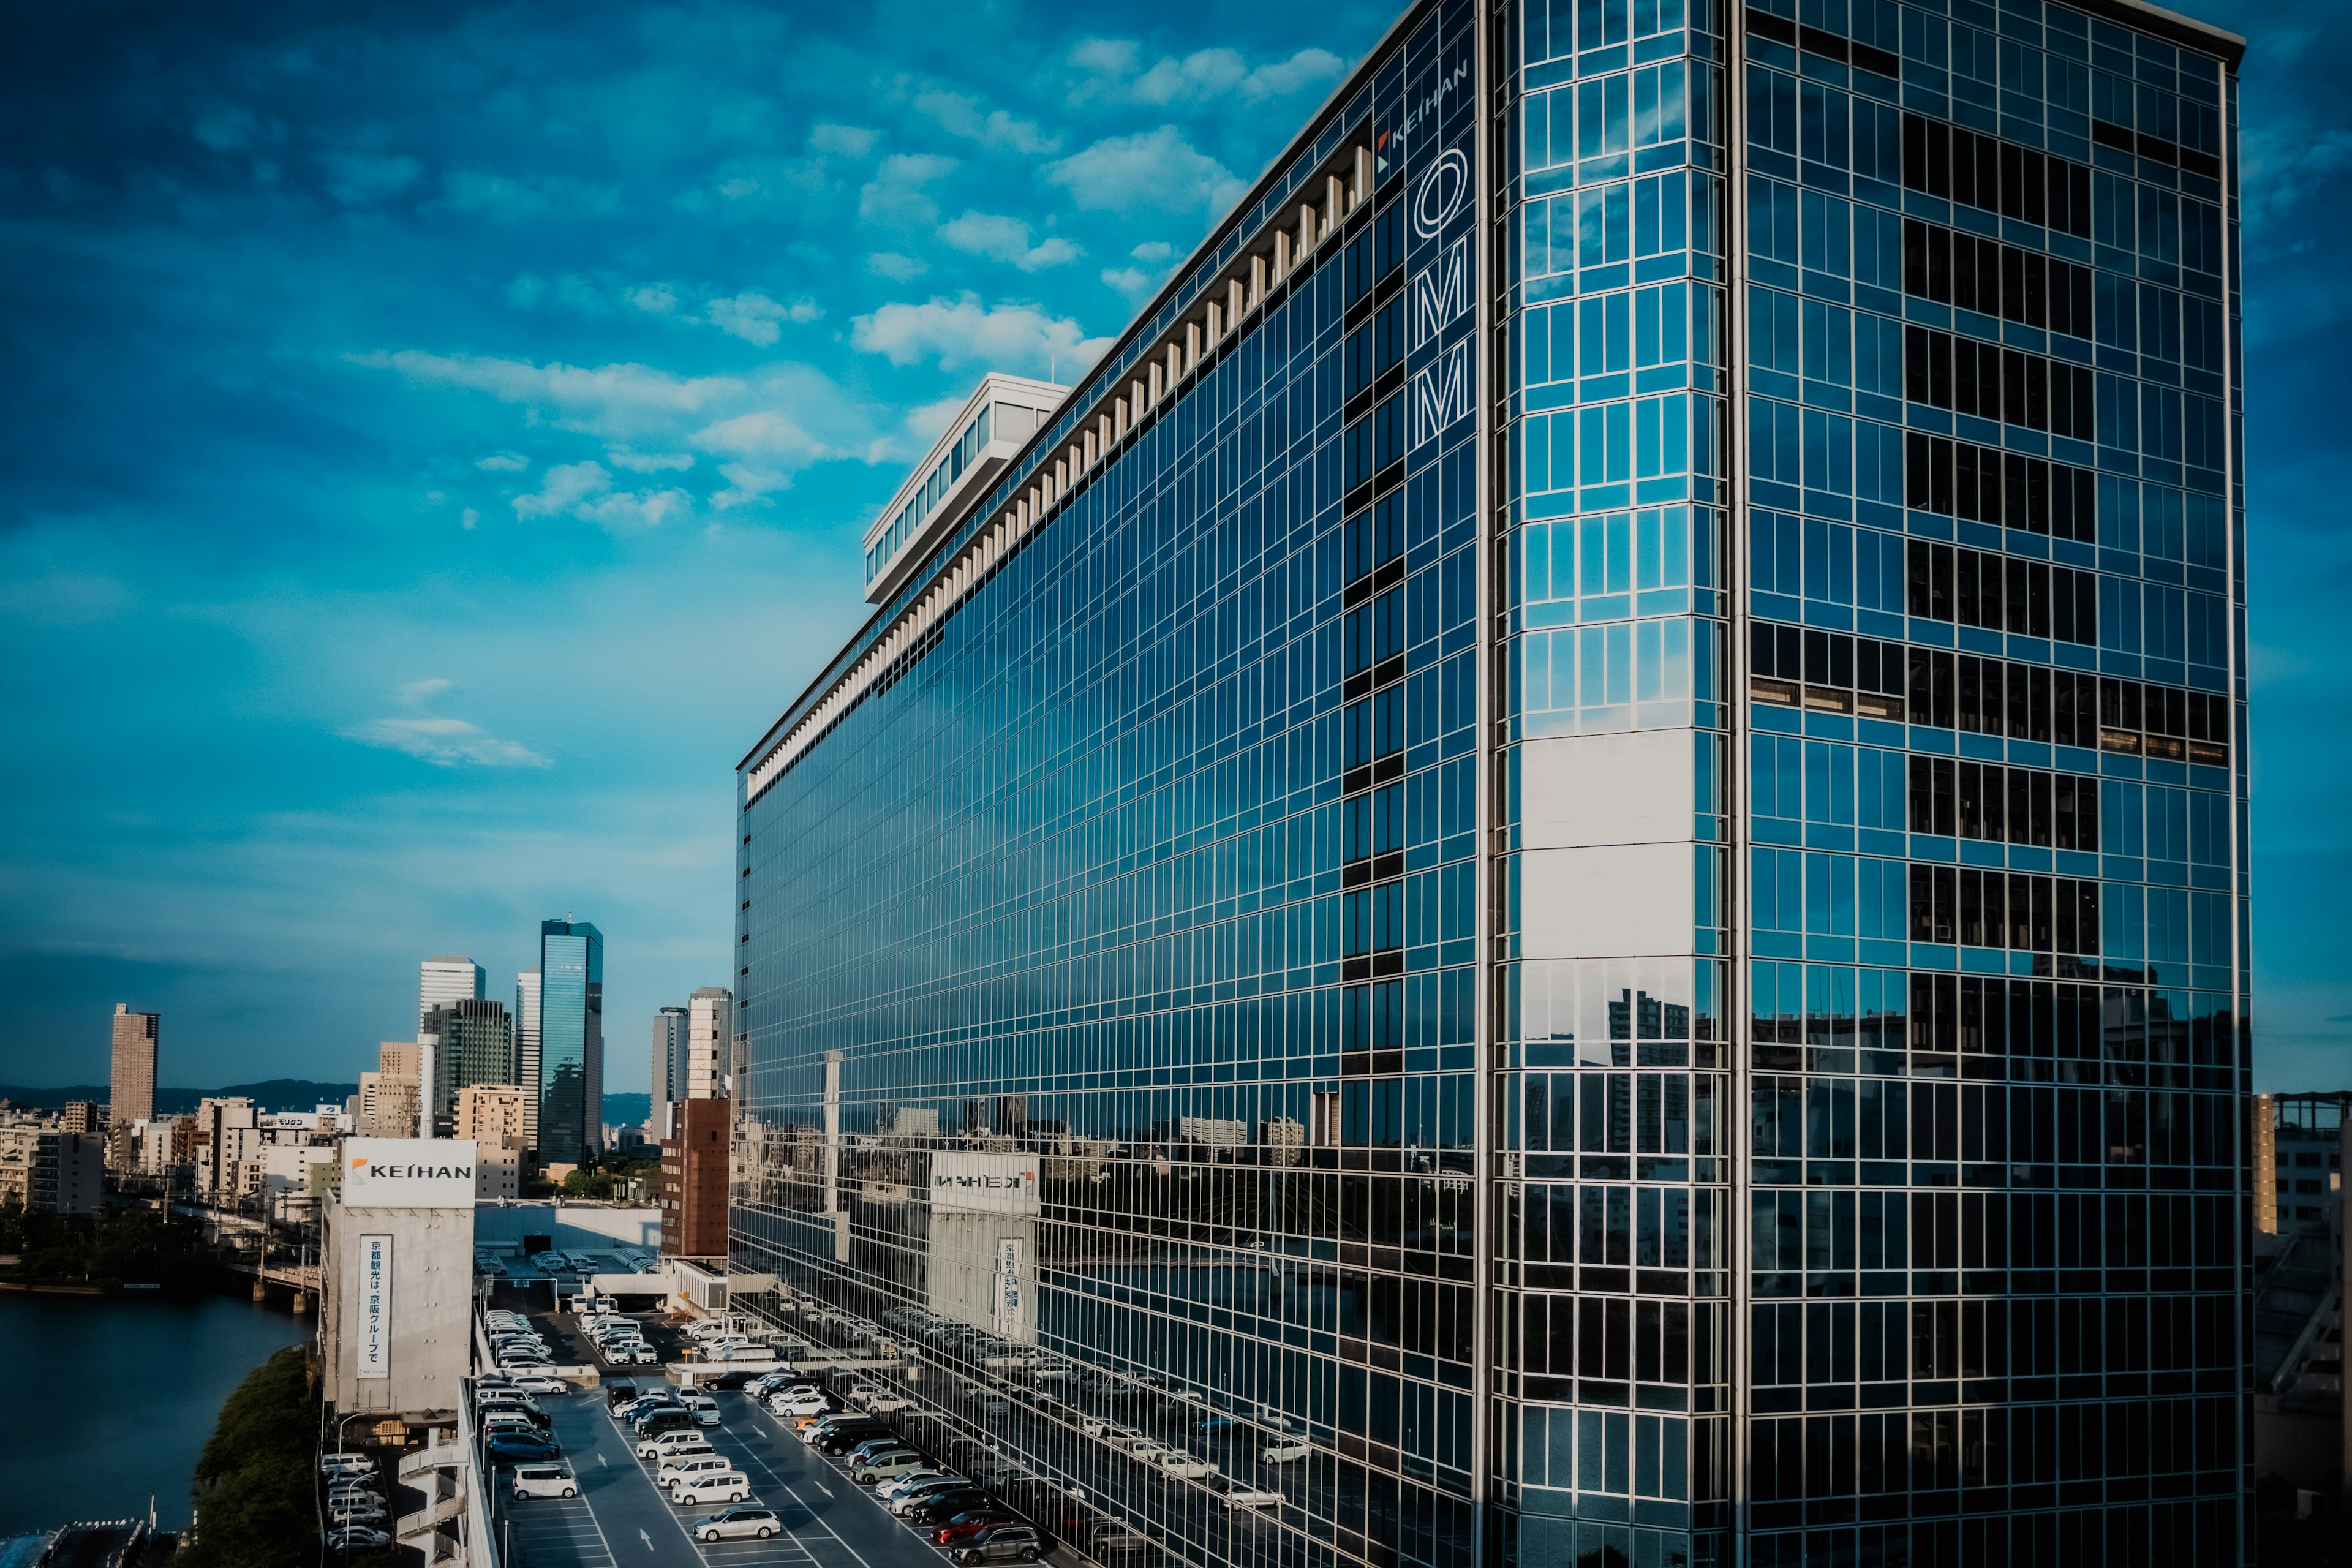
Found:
[693,1505,782,1542]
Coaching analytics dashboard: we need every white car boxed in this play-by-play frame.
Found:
[706,1343,770,1362]
[1207,1476,1283,1507]
[886,1476,973,1515]
[511,1463,578,1500]
[327,1499,387,1525]
[1262,1437,1313,1464]
[852,1450,929,1485]
[318,1453,374,1477]
[658,1454,735,1488]
[692,1506,780,1542]
[1150,1449,1219,1480]
[510,1376,571,1396]
[326,1526,390,1552]
[684,1395,722,1427]
[769,1393,829,1418]
[671,1469,753,1506]
[638,1430,717,1461]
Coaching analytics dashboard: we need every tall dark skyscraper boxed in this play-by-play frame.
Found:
[538,919,603,1167]
[731,2,2252,1564]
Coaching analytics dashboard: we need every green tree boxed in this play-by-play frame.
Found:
[178,1347,322,1568]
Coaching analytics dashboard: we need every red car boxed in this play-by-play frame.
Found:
[933,1512,1022,1547]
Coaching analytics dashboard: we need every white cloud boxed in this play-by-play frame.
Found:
[705,291,821,346]
[808,122,880,158]
[851,292,1111,377]
[320,151,421,206]
[914,91,1057,154]
[344,715,550,769]
[398,677,454,704]
[440,170,619,221]
[938,211,1081,272]
[904,396,969,446]
[690,410,823,465]
[712,463,791,510]
[867,252,929,281]
[508,459,693,530]
[628,283,680,315]
[606,449,695,473]
[354,351,747,443]
[1106,238,1177,297]
[512,460,616,518]
[1067,39,1344,107]
[858,153,957,228]
[475,451,528,472]
[1045,127,1241,220]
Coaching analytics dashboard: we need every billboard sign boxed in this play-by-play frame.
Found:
[929,1151,1039,1215]
[343,1139,478,1207]
[993,1236,1027,1338]
[356,1234,392,1379]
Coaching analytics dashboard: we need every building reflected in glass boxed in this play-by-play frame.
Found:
[732,2,2252,1564]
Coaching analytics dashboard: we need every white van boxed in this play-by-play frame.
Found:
[511,1464,577,1500]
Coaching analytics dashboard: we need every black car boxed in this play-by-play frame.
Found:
[605,1381,638,1411]
[699,1370,758,1391]
[908,1489,997,1525]
[817,1422,893,1454]
[635,1408,696,1439]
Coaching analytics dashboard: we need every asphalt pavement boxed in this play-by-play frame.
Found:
[494,1385,957,1568]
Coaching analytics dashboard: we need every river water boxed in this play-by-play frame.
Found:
[0,1291,311,1535]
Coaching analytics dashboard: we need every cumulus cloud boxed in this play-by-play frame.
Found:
[345,715,550,768]
[440,170,619,221]
[914,90,1057,154]
[938,211,1081,272]
[320,151,421,206]
[606,449,694,473]
[1066,39,1344,107]
[1104,239,1176,297]
[851,293,1110,377]
[808,123,880,158]
[355,350,747,443]
[475,451,529,472]
[508,459,693,529]
[1045,127,1241,220]
[705,290,821,345]
[712,463,792,510]
[858,153,957,228]
[867,252,929,281]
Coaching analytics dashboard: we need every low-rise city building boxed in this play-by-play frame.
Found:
[0,1115,105,1213]
[659,1096,729,1257]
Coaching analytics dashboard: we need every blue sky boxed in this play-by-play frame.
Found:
[2,0,2346,1095]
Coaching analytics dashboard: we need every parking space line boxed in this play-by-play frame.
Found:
[699,1428,878,1568]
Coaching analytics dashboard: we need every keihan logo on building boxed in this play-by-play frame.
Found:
[352,1159,473,1180]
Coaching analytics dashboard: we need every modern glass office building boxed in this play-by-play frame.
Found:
[733,1,2251,1564]
[538,919,604,1166]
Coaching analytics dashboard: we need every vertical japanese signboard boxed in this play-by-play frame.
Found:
[357,1233,392,1379]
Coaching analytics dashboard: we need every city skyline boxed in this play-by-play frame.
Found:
[1,0,2346,1106]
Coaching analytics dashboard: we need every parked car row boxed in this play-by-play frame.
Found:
[483,1308,566,1374]
[473,1373,565,1464]
[580,1309,660,1365]
[784,1410,1049,1566]
[317,1451,391,1551]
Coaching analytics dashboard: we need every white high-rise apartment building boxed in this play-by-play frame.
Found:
[687,987,733,1100]
[514,968,541,1149]
[418,955,485,1033]
[652,1005,689,1139]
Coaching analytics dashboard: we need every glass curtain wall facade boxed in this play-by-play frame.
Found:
[539,920,605,1166]
[733,0,2250,1564]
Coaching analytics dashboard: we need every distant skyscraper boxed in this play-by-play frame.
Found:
[109,1003,158,1125]
[425,998,516,1124]
[652,1005,690,1139]
[514,968,543,1150]
[537,920,603,1166]
[418,955,485,1033]
[687,987,733,1099]
[359,1041,421,1138]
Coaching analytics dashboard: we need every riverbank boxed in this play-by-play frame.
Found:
[0,1291,310,1535]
